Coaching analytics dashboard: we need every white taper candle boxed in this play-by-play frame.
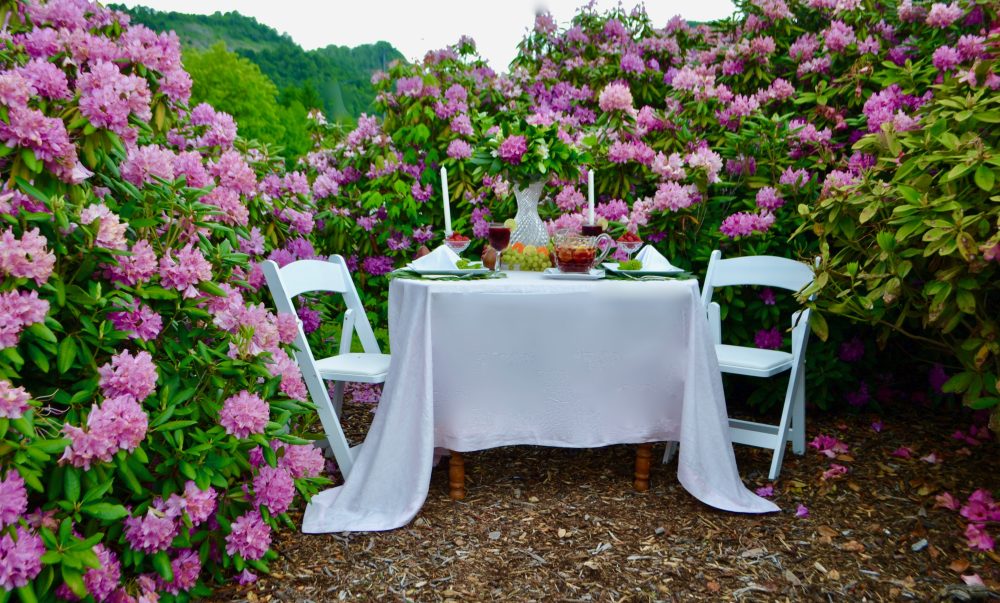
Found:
[587,170,595,225]
[441,166,452,236]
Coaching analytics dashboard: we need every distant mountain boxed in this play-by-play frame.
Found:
[113,5,404,120]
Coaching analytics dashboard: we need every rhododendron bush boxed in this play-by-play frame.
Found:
[302,0,997,416]
[1,1,329,600]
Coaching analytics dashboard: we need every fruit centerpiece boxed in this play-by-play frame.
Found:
[503,242,553,271]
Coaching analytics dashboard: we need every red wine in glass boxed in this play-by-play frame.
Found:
[488,224,511,251]
[487,224,511,272]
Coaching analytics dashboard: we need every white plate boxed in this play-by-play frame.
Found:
[603,262,685,276]
[404,266,492,276]
[541,268,605,280]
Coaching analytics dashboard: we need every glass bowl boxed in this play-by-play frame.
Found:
[444,239,471,254]
[616,240,643,257]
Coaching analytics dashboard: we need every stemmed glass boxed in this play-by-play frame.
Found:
[444,235,471,257]
[617,239,642,262]
[487,223,511,273]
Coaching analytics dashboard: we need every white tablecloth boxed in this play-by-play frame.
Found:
[303,272,778,533]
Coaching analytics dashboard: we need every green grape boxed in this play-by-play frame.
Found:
[619,259,642,270]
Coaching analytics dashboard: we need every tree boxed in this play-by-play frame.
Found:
[183,42,287,145]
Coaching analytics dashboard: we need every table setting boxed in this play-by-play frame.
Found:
[302,211,780,534]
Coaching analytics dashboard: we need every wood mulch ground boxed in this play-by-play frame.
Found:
[212,400,1000,602]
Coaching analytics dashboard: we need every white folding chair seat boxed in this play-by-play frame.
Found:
[262,256,389,479]
[315,353,391,383]
[714,345,793,377]
[665,250,817,480]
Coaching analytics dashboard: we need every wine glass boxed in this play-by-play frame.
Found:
[487,223,511,273]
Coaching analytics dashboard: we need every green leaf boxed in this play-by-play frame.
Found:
[809,312,829,342]
[196,280,228,297]
[942,372,973,394]
[81,503,129,520]
[64,469,80,503]
[974,165,995,191]
[27,322,58,343]
[153,551,175,581]
[956,289,976,314]
[61,566,87,598]
[16,585,39,603]
[57,337,77,374]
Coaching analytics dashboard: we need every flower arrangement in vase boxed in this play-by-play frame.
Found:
[471,118,589,247]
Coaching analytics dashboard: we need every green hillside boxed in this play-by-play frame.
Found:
[114,5,404,120]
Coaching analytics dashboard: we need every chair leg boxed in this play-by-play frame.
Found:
[448,451,465,500]
[331,381,346,418]
[791,373,807,455]
[634,444,652,492]
[661,441,678,464]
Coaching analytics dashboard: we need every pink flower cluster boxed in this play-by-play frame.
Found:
[598,82,634,113]
[98,350,158,401]
[123,508,177,553]
[497,134,528,165]
[61,394,149,469]
[158,243,213,298]
[0,290,49,349]
[0,380,31,419]
[219,390,270,439]
[225,511,272,560]
[719,211,775,238]
[0,227,56,285]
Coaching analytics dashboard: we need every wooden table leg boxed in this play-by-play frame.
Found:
[634,444,652,492]
[449,451,466,500]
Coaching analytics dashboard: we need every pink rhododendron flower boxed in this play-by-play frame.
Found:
[920,452,942,464]
[935,492,960,510]
[926,2,964,27]
[158,243,213,298]
[809,434,849,458]
[0,227,56,285]
[0,526,44,590]
[0,380,31,420]
[0,289,49,349]
[183,481,217,526]
[254,465,295,515]
[598,82,634,112]
[123,509,177,554]
[0,471,28,529]
[225,511,271,560]
[158,549,201,594]
[822,464,849,480]
[964,523,995,551]
[98,350,157,401]
[755,485,774,497]
[891,446,914,458]
[795,504,809,518]
[83,544,121,601]
[755,327,783,350]
[219,390,269,438]
[497,134,527,164]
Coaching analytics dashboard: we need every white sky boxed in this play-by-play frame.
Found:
[118,0,737,70]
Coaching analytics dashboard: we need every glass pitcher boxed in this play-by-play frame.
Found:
[552,229,614,273]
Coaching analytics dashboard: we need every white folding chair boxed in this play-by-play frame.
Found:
[665,250,816,480]
[262,255,390,479]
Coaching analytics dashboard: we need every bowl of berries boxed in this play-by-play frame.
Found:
[616,231,643,260]
[444,232,471,255]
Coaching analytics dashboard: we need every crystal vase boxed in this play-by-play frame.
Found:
[510,180,549,248]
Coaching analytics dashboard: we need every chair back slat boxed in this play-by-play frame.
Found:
[708,255,815,292]
[274,259,349,298]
